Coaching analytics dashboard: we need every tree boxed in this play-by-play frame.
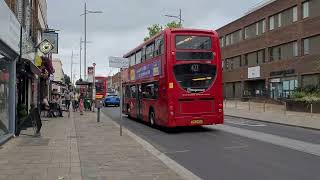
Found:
[165,21,182,29]
[144,24,163,41]
[64,74,71,85]
[144,21,182,41]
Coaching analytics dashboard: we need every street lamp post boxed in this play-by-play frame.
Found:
[92,62,96,112]
[81,3,102,81]
[165,9,184,26]
[70,51,79,84]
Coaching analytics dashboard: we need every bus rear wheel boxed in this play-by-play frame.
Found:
[149,110,156,127]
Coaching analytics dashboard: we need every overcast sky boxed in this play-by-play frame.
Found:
[47,0,268,80]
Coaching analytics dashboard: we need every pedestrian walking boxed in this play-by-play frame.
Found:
[79,93,84,115]
[65,91,71,110]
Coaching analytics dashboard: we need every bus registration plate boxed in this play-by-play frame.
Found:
[191,120,203,125]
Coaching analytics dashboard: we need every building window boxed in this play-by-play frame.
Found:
[303,1,310,19]
[244,27,249,39]
[293,6,298,22]
[231,56,241,69]
[222,60,224,70]
[278,13,282,27]
[269,16,275,30]
[269,6,298,30]
[0,60,10,136]
[303,38,310,55]
[303,35,320,55]
[269,41,299,61]
[244,19,265,40]
[226,34,231,46]
[220,37,225,47]
[242,55,248,67]
[262,20,266,33]
[293,41,298,57]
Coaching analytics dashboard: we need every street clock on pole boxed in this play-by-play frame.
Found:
[39,39,54,54]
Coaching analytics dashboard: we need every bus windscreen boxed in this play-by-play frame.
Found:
[175,36,212,50]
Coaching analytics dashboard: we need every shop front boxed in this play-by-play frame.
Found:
[0,0,20,143]
[269,69,298,100]
[0,58,10,137]
[269,77,298,99]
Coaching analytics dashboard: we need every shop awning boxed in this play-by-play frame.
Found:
[51,80,66,86]
[75,79,92,86]
[26,60,41,76]
[17,58,41,76]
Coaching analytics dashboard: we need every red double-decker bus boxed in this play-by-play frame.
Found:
[95,76,107,100]
[122,28,223,127]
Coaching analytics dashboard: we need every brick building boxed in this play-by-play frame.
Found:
[217,0,320,100]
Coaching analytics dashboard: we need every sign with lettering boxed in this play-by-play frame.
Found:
[0,0,20,53]
[248,66,260,79]
[270,69,295,77]
[109,56,129,68]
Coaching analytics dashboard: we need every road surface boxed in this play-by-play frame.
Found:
[102,107,320,180]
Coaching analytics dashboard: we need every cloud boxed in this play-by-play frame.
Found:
[48,0,267,79]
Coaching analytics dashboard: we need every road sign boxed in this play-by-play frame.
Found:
[109,56,129,68]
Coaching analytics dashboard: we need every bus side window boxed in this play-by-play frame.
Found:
[155,39,161,56]
[141,47,146,62]
[125,86,131,98]
[146,42,155,61]
[155,36,164,56]
[136,50,142,64]
[130,85,137,98]
[142,82,158,99]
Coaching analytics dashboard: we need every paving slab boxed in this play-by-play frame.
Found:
[0,110,184,180]
[224,100,320,129]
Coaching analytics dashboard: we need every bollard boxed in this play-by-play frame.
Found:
[311,103,313,117]
[97,107,100,122]
[248,100,251,111]
[96,100,102,122]
[284,102,287,115]
[263,100,266,112]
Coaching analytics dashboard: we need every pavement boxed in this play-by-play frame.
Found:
[224,100,320,129]
[0,110,183,180]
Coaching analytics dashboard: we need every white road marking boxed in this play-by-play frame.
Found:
[210,125,320,157]
[164,150,190,154]
[225,119,266,127]
[223,145,249,150]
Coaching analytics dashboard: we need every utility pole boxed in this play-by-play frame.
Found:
[84,3,87,80]
[71,50,74,84]
[71,51,79,84]
[81,3,102,80]
[80,37,82,79]
[179,9,182,26]
[165,9,183,27]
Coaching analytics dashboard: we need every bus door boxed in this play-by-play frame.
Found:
[137,84,143,119]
